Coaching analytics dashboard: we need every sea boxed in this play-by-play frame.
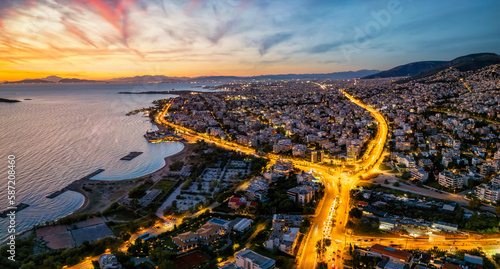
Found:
[0,82,218,243]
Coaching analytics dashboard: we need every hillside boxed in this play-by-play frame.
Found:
[364,53,500,80]
[363,61,446,79]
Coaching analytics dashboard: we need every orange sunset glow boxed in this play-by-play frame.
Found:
[0,0,498,81]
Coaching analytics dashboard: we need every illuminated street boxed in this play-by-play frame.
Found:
[153,84,389,269]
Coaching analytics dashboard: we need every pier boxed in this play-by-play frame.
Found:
[0,203,29,218]
[46,169,105,198]
[120,151,143,161]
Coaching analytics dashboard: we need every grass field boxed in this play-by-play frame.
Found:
[379,163,392,171]
[153,180,177,192]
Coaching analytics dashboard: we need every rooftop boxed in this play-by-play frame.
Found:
[370,244,412,262]
[236,249,276,269]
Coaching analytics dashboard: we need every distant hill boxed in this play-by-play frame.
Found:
[3,77,100,84]
[241,70,380,81]
[42,75,63,82]
[3,79,52,84]
[108,75,189,83]
[3,69,380,84]
[111,70,380,83]
[364,53,500,80]
[363,61,446,79]
[58,78,100,83]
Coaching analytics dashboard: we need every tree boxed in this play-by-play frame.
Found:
[317,262,328,269]
[393,181,400,187]
[401,171,411,180]
[169,161,184,171]
[316,240,326,259]
[349,207,363,218]
[121,232,131,241]
[468,197,482,210]
[495,206,500,216]
[20,261,37,269]
[263,144,273,153]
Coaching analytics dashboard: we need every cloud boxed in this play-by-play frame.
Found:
[61,18,99,48]
[0,0,37,29]
[70,0,139,45]
[307,41,345,54]
[259,32,293,55]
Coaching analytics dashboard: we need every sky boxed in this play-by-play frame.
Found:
[0,0,499,81]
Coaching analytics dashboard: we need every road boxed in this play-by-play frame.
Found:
[154,85,389,269]
[295,85,389,269]
[152,87,498,269]
[372,174,497,213]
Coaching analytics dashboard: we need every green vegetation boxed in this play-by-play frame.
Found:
[102,202,140,221]
[344,252,382,269]
[181,177,194,190]
[346,217,381,235]
[153,180,176,192]
[465,212,500,233]
[349,207,363,219]
[169,161,184,171]
[254,176,305,215]
[129,179,154,199]
[248,157,270,177]
[316,262,328,269]
[454,247,498,269]
[379,163,392,171]
[468,197,482,210]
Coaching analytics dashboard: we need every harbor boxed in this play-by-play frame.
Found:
[144,130,182,143]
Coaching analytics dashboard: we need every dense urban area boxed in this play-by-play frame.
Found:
[2,64,500,269]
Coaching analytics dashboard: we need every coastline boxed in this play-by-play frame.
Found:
[70,140,191,215]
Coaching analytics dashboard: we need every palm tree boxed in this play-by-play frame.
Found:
[316,240,326,259]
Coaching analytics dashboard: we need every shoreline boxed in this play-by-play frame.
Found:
[2,140,192,247]
[70,140,190,215]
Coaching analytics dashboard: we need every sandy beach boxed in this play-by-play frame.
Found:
[70,140,193,215]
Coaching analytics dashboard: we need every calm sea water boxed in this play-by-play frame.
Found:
[0,82,217,242]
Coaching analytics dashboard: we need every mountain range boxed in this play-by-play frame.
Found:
[3,53,499,84]
[363,53,500,80]
[2,70,379,84]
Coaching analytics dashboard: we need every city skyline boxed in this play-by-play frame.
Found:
[1,0,499,81]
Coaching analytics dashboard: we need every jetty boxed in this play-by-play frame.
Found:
[120,151,143,161]
[0,203,29,218]
[46,169,105,198]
